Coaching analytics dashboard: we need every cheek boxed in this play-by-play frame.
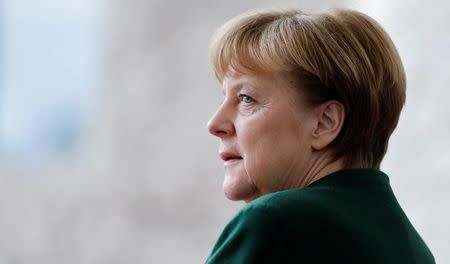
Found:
[236,116,285,183]
[236,112,312,191]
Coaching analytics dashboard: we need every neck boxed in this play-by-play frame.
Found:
[300,151,345,187]
[243,152,346,204]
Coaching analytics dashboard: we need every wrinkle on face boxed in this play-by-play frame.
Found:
[213,68,317,202]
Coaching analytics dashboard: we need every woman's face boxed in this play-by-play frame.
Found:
[207,69,316,202]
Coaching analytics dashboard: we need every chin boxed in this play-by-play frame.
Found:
[223,189,242,201]
[222,175,256,201]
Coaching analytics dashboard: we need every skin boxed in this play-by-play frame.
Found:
[207,68,346,203]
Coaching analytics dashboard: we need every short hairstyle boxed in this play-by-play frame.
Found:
[209,8,406,169]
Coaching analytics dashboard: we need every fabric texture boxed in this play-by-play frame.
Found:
[205,169,435,264]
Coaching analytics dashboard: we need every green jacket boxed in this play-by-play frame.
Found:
[206,169,435,263]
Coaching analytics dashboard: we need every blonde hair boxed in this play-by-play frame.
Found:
[209,8,406,169]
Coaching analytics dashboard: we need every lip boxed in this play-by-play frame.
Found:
[223,158,243,166]
[219,152,243,161]
[219,151,243,166]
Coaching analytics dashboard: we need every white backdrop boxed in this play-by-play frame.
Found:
[0,0,448,263]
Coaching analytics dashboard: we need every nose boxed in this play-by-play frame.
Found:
[207,104,235,138]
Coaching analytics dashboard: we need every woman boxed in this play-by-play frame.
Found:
[205,8,435,264]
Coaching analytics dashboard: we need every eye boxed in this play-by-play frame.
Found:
[238,94,255,104]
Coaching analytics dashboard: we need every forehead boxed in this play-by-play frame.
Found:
[222,69,309,110]
[221,69,278,93]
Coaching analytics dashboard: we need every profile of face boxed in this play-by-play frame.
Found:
[207,69,321,203]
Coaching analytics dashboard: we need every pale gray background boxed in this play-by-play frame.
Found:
[0,0,448,263]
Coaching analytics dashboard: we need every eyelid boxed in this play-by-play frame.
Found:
[238,93,255,104]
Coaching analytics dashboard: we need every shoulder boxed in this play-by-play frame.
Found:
[230,188,325,227]
[249,187,334,219]
[206,200,290,263]
[206,188,333,263]
[214,199,287,245]
[223,188,331,238]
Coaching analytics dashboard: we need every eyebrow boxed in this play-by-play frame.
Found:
[221,82,259,96]
[221,83,243,96]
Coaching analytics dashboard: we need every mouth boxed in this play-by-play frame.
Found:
[223,157,243,167]
[219,152,243,165]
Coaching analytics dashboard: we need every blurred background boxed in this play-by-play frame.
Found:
[0,0,448,263]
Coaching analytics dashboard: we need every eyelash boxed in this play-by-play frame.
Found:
[238,94,255,105]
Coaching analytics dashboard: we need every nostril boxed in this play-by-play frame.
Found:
[207,125,218,136]
[210,127,230,138]
[207,118,234,138]
[217,130,228,136]
[210,128,222,137]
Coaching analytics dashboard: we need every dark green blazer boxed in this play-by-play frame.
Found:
[206,169,435,263]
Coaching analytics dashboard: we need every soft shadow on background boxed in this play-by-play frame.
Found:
[0,0,448,263]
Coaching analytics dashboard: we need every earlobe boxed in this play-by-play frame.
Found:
[311,101,345,151]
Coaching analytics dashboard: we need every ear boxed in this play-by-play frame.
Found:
[311,100,345,151]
